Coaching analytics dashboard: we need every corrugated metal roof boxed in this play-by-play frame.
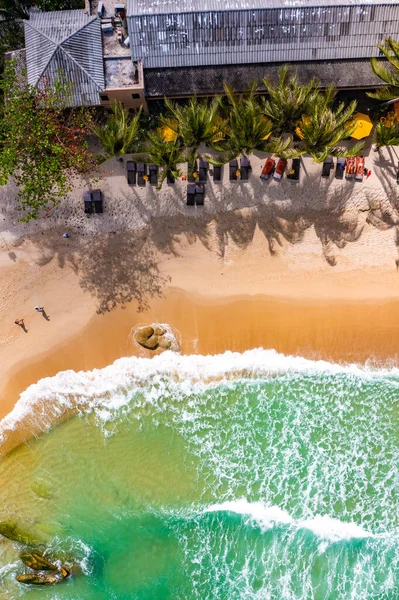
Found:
[128,0,398,15]
[143,59,384,96]
[24,10,105,106]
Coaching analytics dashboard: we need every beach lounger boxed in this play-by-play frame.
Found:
[149,164,158,185]
[187,183,196,206]
[167,170,175,184]
[240,156,251,181]
[83,191,93,215]
[335,158,346,180]
[229,159,239,181]
[213,165,222,183]
[345,157,356,180]
[126,161,136,185]
[260,158,275,180]
[195,184,205,205]
[321,157,334,178]
[92,190,103,214]
[287,158,300,182]
[273,158,287,181]
[198,158,209,183]
[188,160,198,182]
[355,156,365,182]
[137,163,147,186]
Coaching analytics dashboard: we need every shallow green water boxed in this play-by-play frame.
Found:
[0,351,399,599]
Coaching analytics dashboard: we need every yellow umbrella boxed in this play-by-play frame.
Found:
[351,113,373,140]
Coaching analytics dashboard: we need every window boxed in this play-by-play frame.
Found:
[132,93,140,99]
[100,94,109,101]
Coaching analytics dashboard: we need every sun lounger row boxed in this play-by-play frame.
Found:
[189,158,209,183]
[187,183,205,205]
[228,157,251,181]
[127,161,158,186]
[83,189,103,214]
[322,157,367,181]
[187,158,209,204]
[260,158,300,182]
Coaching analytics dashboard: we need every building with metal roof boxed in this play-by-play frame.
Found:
[127,1,399,69]
[24,10,105,106]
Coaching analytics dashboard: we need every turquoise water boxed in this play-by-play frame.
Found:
[0,350,399,599]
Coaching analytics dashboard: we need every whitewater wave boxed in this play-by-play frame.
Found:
[1,348,398,454]
[204,499,374,543]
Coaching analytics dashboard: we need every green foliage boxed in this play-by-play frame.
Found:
[0,61,97,221]
[161,95,224,175]
[368,38,399,101]
[211,82,302,164]
[35,0,84,8]
[134,129,185,189]
[374,120,399,150]
[296,91,364,162]
[93,101,142,158]
[262,66,321,133]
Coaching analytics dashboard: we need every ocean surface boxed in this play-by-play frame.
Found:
[0,349,398,599]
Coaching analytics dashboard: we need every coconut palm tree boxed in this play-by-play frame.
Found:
[261,65,322,133]
[367,38,399,102]
[160,95,225,177]
[213,81,301,164]
[374,120,399,151]
[134,130,185,189]
[92,102,142,158]
[296,92,364,162]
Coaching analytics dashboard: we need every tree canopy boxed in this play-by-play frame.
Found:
[0,61,97,221]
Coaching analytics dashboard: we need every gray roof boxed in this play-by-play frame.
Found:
[144,59,385,97]
[24,10,105,106]
[128,0,398,15]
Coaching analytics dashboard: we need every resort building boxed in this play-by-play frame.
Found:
[16,0,399,109]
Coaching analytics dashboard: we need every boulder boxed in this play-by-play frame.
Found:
[61,567,70,578]
[134,323,179,352]
[0,522,41,546]
[134,326,154,346]
[153,325,165,336]
[157,338,171,350]
[16,572,63,586]
[20,552,57,571]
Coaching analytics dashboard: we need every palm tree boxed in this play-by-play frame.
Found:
[134,130,185,189]
[374,120,399,151]
[92,101,142,158]
[261,65,321,133]
[367,38,399,102]
[213,82,300,164]
[296,92,365,162]
[160,95,225,177]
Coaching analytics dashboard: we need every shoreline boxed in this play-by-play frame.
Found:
[2,288,399,420]
[1,146,399,451]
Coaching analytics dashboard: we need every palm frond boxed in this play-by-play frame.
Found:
[92,102,142,157]
[374,120,399,150]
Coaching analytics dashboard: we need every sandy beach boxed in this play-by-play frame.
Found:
[1,146,399,430]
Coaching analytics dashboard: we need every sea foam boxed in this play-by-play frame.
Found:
[204,499,373,542]
[1,348,398,453]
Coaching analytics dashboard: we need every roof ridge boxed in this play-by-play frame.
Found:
[24,22,57,86]
[59,38,104,91]
[60,14,97,45]
[26,17,103,91]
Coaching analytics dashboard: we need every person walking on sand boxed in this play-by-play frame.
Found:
[14,319,24,327]
[35,306,44,313]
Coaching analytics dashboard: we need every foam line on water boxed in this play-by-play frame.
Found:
[1,348,398,452]
[204,498,374,542]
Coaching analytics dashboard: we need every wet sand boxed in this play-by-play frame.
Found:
[2,288,399,423]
